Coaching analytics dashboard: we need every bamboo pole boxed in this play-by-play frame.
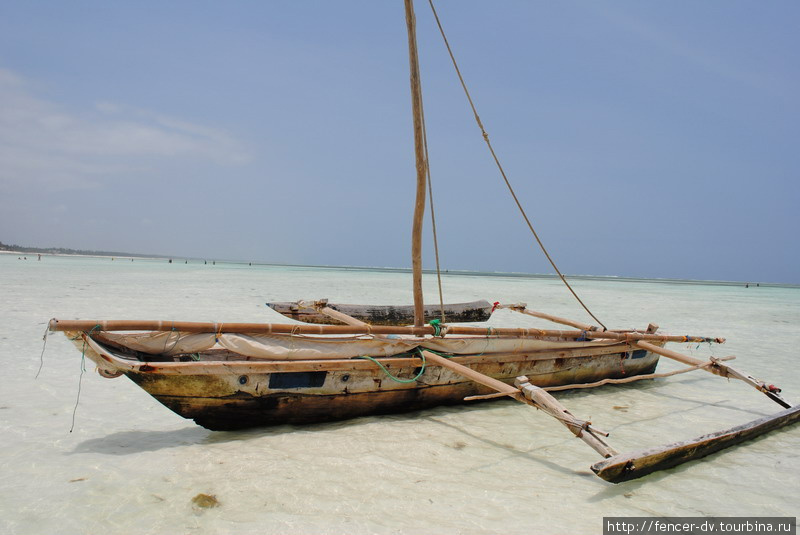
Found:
[404,0,427,327]
[47,318,726,345]
[501,305,725,344]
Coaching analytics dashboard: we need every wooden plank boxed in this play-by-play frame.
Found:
[591,404,800,483]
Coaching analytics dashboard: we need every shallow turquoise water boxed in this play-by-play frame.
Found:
[1,253,798,534]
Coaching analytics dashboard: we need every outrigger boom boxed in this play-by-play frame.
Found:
[458,306,798,483]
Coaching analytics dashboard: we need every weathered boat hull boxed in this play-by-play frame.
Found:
[266,300,492,326]
[119,346,659,431]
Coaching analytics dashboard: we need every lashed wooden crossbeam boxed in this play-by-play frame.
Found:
[420,350,616,458]
[634,340,791,408]
[501,305,791,409]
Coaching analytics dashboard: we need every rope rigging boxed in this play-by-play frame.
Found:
[419,65,447,323]
[426,0,607,330]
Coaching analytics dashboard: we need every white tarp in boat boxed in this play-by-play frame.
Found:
[96,331,613,360]
[98,331,217,356]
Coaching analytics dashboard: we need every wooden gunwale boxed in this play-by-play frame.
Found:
[78,333,649,375]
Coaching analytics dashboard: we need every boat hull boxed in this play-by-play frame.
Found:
[265,300,492,325]
[123,349,659,430]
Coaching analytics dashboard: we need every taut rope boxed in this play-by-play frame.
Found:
[426,0,606,330]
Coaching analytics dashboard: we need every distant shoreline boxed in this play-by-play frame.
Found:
[3,249,797,289]
[0,241,166,259]
[0,249,166,261]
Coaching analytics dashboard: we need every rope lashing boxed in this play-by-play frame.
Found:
[164,327,181,354]
[36,322,51,379]
[419,80,447,323]
[429,319,443,337]
[356,349,427,384]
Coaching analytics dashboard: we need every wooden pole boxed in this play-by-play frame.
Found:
[404,0,427,327]
[501,304,596,331]
[515,376,616,457]
[47,318,723,344]
[421,351,617,458]
[299,299,371,328]
[503,306,724,345]
[421,350,522,400]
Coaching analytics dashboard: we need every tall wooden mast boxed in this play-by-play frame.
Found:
[404,0,427,327]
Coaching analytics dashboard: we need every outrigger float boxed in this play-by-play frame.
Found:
[48,0,799,483]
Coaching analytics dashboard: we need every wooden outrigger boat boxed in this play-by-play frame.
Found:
[48,0,799,483]
[49,310,668,431]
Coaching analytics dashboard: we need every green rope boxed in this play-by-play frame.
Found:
[356,349,427,384]
[429,318,442,337]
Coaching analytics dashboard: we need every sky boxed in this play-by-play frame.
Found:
[1,1,798,283]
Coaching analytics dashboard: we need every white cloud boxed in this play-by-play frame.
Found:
[0,68,251,192]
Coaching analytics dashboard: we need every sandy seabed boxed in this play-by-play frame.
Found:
[1,254,798,534]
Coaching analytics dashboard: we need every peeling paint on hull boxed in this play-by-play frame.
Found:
[125,351,660,430]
